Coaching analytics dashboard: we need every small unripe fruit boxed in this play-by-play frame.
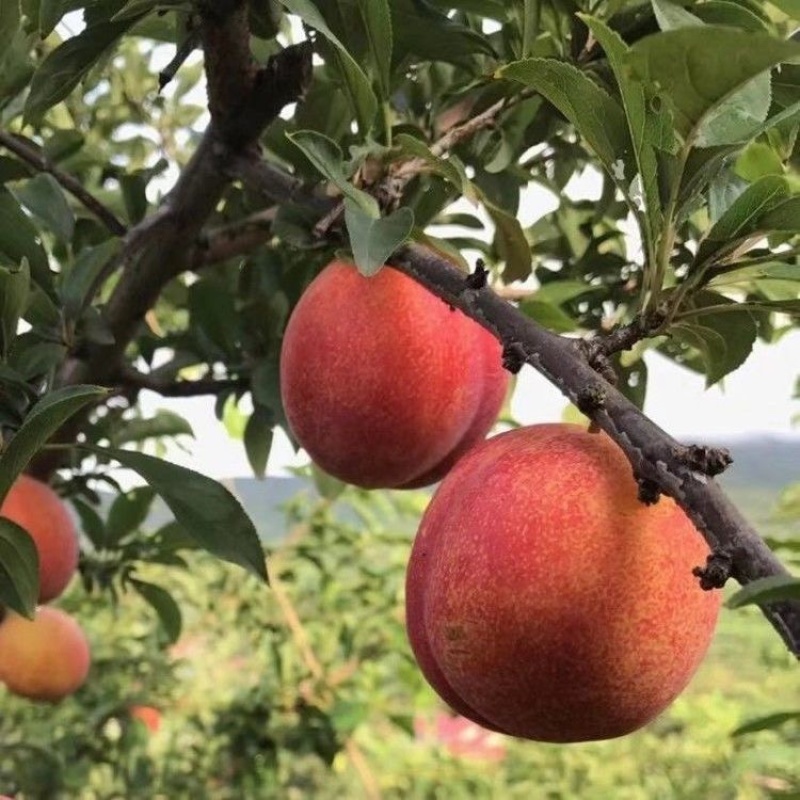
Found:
[0,607,91,702]
[1,475,79,603]
[281,260,508,489]
[406,424,721,742]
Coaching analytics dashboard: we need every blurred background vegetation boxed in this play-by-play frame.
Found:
[1,444,798,799]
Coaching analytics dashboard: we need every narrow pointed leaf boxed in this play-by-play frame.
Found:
[0,518,39,618]
[0,385,108,503]
[498,58,634,180]
[727,575,800,609]
[90,446,268,582]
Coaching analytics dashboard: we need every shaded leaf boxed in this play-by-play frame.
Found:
[498,58,634,180]
[60,239,119,321]
[0,385,107,503]
[106,486,156,543]
[0,259,28,358]
[732,711,800,737]
[25,16,145,123]
[287,130,378,216]
[485,201,532,282]
[131,578,182,643]
[695,176,791,270]
[357,0,391,97]
[0,0,21,58]
[345,201,414,276]
[629,28,800,145]
[0,186,53,297]
[13,174,75,242]
[726,575,800,609]
[0,518,38,618]
[279,0,377,133]
[244,406,273,479]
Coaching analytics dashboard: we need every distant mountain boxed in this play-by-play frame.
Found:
[85,436,800,544]
[710,435,800,493]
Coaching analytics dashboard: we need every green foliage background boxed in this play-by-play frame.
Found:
[1,479,799,799]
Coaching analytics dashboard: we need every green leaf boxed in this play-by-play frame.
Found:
[345,201,414,277]
[109,410,194,448]
[24,16,144,124]
[485,201,532,283]
[71,497,106,551]
[13,174,75,242]
[581,15,665,242]
[392,0,494,65]
[106,486,156,543]
[278,0,377,133]
[0,258,28,359]
[393,133,474,197]
[0,385,107,503]
[498,58,634,181]
[770,0,800,19]
[695,176,792,270]
[244,407,273,480]
[0,187,53,298]
[672,297,757,386]
[758,196,800,232]
[0,0,21,57]
[59,239,120,321]
[520,298,579,333]
[90,446,267,582]
[287,130,379,216]
[696,72,772,148]
[131,578,182,643]
[311,463,346,500]
[357,0,391,98]
[652,0,703,30]
[732,710,800,737]
[629,28,800,145]
[0,518,38,618]
[726,575,800,609]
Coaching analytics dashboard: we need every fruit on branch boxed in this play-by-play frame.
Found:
[0,475,79,603]
[0,607,91,702]
[406,423,721,743]
[280,260,509,489]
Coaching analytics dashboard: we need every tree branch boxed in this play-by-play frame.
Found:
[55,40,312,389]
[0,131,128,237]
[119,367,248,397]
[387,244,800,658]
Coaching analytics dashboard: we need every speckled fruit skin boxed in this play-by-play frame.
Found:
[0,475,79,603]
[406,424,722,743]
[0,607,91,702]
[280,261,508,489]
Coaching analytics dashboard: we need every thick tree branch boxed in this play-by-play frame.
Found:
[55,40,312,389]
[0,131,128,236]
[387,245,800,658]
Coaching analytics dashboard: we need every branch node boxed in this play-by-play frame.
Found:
[673,444,733,477]
[465,259,489,290]
[636,477,661,506]
[501,342,526,374]
[692,550,734,591]
[576,383,607,415]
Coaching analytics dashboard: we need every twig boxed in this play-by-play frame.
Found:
[390,98,507,184]
[270,546,383,800]
[118,367,248,397]
[190,208,277,268]
[159,28,202,91]
[0,130,128,237]
[387,244,800,658]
